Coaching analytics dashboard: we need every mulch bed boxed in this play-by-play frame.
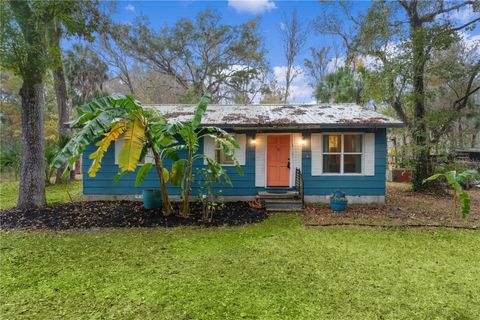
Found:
[0,201,267,230]
[302,184,480,229]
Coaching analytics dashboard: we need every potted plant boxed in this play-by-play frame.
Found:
[330,190,348,212]
[142,189,162,209]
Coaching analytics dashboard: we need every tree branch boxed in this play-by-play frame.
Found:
[420,1,474,23]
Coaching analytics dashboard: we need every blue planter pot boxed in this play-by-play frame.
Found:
[330,190,348,211]
[330,199,348,211]
[142,189,162,209]
[333,190,346,199]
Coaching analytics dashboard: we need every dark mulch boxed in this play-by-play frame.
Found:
[0,201,268,230]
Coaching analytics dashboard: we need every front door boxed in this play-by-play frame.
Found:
[267,135,290,187]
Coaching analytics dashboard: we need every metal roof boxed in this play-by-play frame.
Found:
[145,103,404,128]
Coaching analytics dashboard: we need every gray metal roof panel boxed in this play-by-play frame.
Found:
[144,104,404,128]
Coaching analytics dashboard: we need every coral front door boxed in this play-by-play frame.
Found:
[267,135,290,187]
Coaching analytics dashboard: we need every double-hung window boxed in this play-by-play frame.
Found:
[215,136,235,165]
[323,134,363,174]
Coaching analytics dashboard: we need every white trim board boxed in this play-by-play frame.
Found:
[84,194,385,204]
[83,194,257,202]
[304,195,385,204]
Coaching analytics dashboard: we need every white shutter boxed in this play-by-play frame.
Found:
[234,134,246,165]
[203,135,215,164]
[311,134,323,176]
[291,133,303,184]
[364,133,375,176]
[255,134,266,187]
[145,150,155,164]
[114,139,125,165]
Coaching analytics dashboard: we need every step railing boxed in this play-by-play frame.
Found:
[295,167,304,209]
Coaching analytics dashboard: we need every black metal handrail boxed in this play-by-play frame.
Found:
[295,167,304,209]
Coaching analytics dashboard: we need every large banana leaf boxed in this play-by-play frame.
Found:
[170,159,186,186]
[52,110,121,174]
[192,94,211,129]
[457,169,478,183]
[178,125,198,150]
[422,173,443,184]
[135,163,153,187]
[202,127,240,148]
[459,191,471,218]
[88,123,126,177]
[118,115,146,172]
[161,145,188,162]
[72,95,140,127]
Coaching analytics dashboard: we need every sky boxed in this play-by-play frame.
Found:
[106,0,479,103]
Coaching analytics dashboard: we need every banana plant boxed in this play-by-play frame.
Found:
[51,95,181,215]
[169,94,243,217]
[423,169,478,218]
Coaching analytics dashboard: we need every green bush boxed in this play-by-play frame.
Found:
[0,142,20,178]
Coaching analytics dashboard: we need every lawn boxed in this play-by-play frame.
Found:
[0,179,82,209]
[1,215,479,319]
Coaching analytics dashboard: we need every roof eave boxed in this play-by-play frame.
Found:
[200,123,405,130]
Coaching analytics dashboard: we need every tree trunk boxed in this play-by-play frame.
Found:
[17,81,46,209]
[53,57,71,183]
[181,147,194,217]
[50,20,71,184]
[410,24,429,191]
[151,146,173,215]
[284,66,291,103]
[53,53,69,137]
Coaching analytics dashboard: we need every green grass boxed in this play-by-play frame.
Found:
[1,215,479,319]
[0,180,82,209]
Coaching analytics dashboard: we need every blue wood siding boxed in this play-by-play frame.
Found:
[82,132,258,196]
[82,129,387,196]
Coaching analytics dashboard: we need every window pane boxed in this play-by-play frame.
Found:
[220,150,234,164]
[344,154,362,173]
[216,147,234,164]
[323,155,341,173]
[215,149,222,163]
[323,135,341,152]
[344,135,362,153]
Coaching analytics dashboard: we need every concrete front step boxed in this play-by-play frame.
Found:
[264,199,304,212]
[266,207,304,212]
[258,191,299,200]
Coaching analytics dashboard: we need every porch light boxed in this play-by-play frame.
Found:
[251,138,256,144]
[301,138,306,145]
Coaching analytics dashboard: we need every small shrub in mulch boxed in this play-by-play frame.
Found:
[0,201,267,230]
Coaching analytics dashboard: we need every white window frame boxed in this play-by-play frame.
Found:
[322,133,364,175]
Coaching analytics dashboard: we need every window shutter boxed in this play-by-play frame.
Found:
[145,150,155,164]
[234,134,246,165]
[311,134,322,176]
[255,134,266,187]
[203,135,215,165]
[291,133,302,183]
[364,133,375,176]
[114,139,124,165]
